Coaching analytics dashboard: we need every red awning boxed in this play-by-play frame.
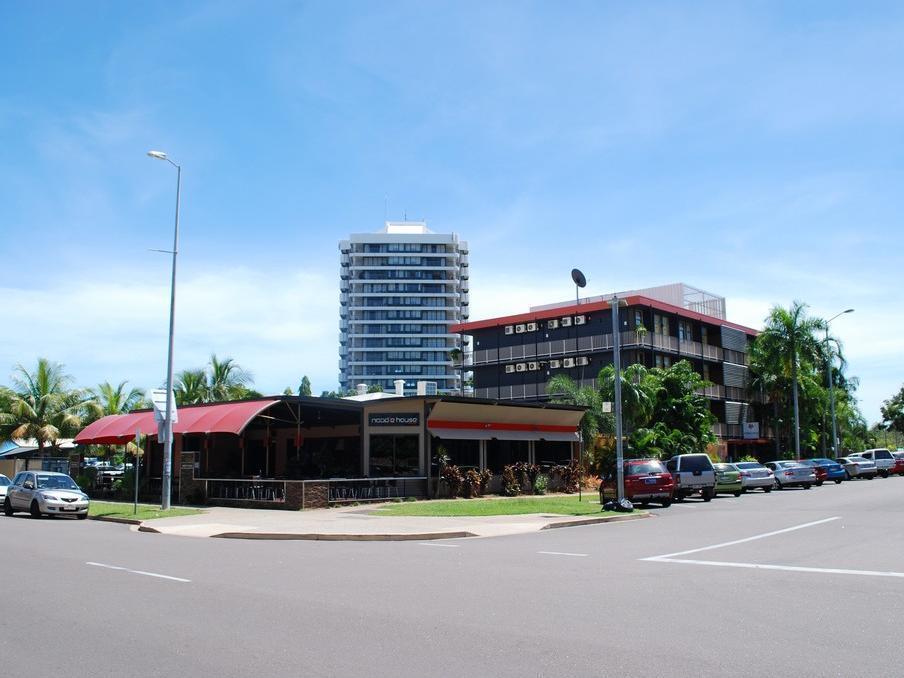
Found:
[74,399,280,445]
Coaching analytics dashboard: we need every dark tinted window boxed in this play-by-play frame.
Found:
[875,450,893,460]
[665,459,677,472]
[678,455,712,472]
[626,461,666,475]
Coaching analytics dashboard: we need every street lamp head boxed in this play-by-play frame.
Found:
[843,308,855,314]
[147,150,168,160]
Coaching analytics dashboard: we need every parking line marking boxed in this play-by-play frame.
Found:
[537,551,588,557]
[418,542,461,548]
[86,561,191,583]
[641,516,841,561]
[649,558,904,579]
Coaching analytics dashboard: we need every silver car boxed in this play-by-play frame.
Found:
[0,474,10,503]
[837,456,878,480]
[3,471,90,519]
[765,461,816,489]
[733,461,774,492]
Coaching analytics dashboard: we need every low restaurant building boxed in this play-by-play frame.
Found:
[73,395,585,509]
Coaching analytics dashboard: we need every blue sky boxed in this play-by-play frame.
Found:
[1,1,902,422]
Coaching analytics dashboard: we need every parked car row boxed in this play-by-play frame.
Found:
[606,449,904,508]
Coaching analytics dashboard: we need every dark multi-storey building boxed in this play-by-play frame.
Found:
[451,283,771,457]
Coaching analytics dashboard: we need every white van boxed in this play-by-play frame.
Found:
[856,449,895,478]
[665,454,716,502]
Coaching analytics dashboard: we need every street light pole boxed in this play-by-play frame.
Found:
[610,295,625,502]
[148,150,181,510]
[825,308,854,458]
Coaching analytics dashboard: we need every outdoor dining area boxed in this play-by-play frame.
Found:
[74,393,584,510]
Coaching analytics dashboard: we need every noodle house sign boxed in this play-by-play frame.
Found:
[368,413,420,427]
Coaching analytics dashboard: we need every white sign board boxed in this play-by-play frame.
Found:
[601,402,613,413]
[743,422,760,440]
[150,388,178,424]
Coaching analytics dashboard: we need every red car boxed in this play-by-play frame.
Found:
[892,452,904,476]
[617,458,675,507]
[798,459,828,486]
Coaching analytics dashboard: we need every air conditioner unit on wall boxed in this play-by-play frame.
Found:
[526,322,538,332]
[549,359,561,369]
[561,317,572,327]
[574,315,586,325]
[515,363,527,372]
[504,364,515,374]
[504,325,514,335]
[515,324,526,333]
[576,356,590,366]
[563,358,575,368]
[547,319,559,329]
[528,362,539,371]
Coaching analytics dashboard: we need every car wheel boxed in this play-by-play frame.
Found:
[845,471,851,480]
[866,475,874,480]
[880,471,889,478]
[660,498,672,508]
[763,486,772,493]
[77,512,88,520]
[774,480,783,490]
[803,484,811,489]
[3,497,13,516]
[30,500,42,519]
[702,488,713,502]
[733,491,742,497]
[816,480,824,486]
[834,479,843,484]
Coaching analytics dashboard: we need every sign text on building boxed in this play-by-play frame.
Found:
[369,413,420,427]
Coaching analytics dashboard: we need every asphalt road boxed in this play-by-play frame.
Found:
[2,477,903,678]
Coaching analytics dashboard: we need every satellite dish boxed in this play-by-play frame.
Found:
[571,268,587,288]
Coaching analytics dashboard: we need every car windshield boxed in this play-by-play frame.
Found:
[895,453,904,459]
[626,461,666,475]
[777,462,803,468]
[734,462,763,470]
[35,474,79,491]
[714,464,734,471]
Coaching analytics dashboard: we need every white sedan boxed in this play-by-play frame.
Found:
[3,471,90,519]
[733,462,774,492]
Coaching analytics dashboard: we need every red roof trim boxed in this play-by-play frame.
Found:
[450,294,759,335]
[74,399,280,445]
[426,420,577,433]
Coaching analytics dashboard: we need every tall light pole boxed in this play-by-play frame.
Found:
[147,150,181,510]
[825,308,854,458]
[610,294,625,502]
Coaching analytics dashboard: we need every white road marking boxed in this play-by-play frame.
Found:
[652,558,904,579]
[418,542,461,548]
[86,561,191,583]
[641,516,841,561]
[537,551,588,557]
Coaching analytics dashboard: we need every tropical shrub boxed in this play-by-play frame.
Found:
[533,473,549,495]
[501,465,521,496]
[440,464,464,497]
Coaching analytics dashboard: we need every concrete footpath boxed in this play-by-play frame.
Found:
[134,503,648,540]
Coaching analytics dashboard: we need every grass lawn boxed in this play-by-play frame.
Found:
[89,501,203,521]
[375,494,617,517]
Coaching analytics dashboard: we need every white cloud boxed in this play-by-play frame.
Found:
[0,266,341,396]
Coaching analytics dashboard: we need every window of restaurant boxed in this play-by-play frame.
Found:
[285,437,362,479]
[486,439,529,473]
[432,437,479,469]
[535,440,573,466]
[369,435,420,476]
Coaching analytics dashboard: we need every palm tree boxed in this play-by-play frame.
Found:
[756,302,827,457]
[0,359,87,453]
[174,369,208,405]
[88,381,146,417]
[596,363,656,433]
[207,354,253,401]
[547,374,606,454]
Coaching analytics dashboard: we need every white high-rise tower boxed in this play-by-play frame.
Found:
[339,221,469,394]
